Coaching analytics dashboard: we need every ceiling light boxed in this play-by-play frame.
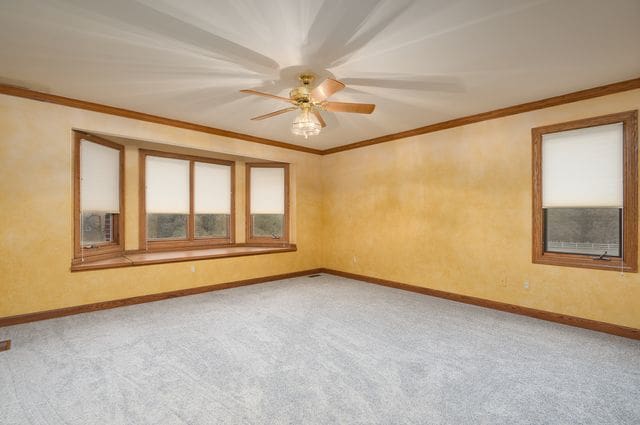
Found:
[291,106,321,139]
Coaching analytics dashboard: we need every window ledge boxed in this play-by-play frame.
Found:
[533,252,636,272]
[71,244,297,272]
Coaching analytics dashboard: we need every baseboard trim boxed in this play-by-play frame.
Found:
[0,269,322,328]
[320,268,640,340]
[3,267,638,340]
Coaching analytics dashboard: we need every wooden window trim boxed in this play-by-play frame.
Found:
[73,131,125,263]
[246,163,290,245]
[532,110,638,272]
[139,149,235,251]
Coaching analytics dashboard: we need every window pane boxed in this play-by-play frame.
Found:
[250,168,285,214]
[80,140,120,213]
[544,208,621,256]
[251,214,284,238]
[146,156,190,214]
[194,162,231,214]
[147,213,188,240]
[195,214,229,238]
[542,123,623,208]
[81,212,115,246]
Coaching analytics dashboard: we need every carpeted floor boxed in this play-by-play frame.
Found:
[1,274,639,425]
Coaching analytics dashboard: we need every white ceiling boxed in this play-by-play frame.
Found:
[0,0,639,150]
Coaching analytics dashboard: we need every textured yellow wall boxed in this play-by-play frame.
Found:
[322,89,640,329]
[0,94,323,317]
[2,89,640,329]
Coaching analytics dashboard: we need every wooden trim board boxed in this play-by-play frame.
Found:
[0,269,322,327]
[0,340,11,352]
[320,268,640,340]
[2,266,638,341]
[322,77,640,155]
[1,77,639,156]
[0,84,322,155]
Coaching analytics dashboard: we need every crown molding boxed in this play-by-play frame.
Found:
[2,77,639,157]
[321,77,640,155]
[0,84,323,155]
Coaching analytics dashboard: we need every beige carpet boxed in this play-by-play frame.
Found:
[1,274,639,424]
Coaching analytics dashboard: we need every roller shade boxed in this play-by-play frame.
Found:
[250,167,285,214]
[542,123,623,208]
[194,162,231,214]
[146,156,189,214]
[80,139,120,213]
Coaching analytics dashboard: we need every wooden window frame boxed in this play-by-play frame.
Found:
[245,163,290,245]
[532,110,638,272]
[139,149,235,251]
[73,131,125,263]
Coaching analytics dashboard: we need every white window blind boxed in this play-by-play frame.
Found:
[542,123,623,208]
[80,139,120,212]
[194,162,231,214]
[146,156,189,214]
[250,167,285,214]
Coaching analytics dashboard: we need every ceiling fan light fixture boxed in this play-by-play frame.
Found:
[242,73,374,139]
[291,107,321,139]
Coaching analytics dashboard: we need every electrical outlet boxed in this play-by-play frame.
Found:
[523,280,529,289]
[191,265,196,273]
[352,256,357,263]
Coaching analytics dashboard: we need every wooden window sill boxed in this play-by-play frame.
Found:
[71,244,297,272]
[533,252,636,272]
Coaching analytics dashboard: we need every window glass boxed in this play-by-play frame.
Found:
[82,212,115,245]
[544,208,620,257]
[249,166,286,240]
[79,139,120,247]
[145,156,189,240]
[194,162,231,239]
[541,123,623,258]
[251,214,284,238]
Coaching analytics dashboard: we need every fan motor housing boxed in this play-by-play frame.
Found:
[289,86,311,103]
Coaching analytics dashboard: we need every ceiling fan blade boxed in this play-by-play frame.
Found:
[311,78,345,101]
[323,101,375,114]
[250,107,298,121]
[312,110,327,128]
[240,89,295,104]
[341,77,464,93]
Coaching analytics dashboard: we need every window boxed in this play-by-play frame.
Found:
[246,163,289,244]
[140,150,234,250]
[73,132,124,262]
[532,111,637,271]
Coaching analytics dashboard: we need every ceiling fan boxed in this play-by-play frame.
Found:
[240,73,375,138]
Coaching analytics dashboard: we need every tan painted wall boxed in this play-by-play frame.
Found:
[0,94,323,317]
[321,89,640,329]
